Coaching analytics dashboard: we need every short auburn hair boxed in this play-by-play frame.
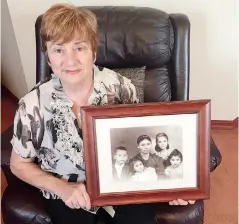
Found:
[40,3,98,54]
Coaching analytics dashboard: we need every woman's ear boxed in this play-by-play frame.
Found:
[45,53,51,67]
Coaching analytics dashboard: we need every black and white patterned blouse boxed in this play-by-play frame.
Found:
[10,65,139,203]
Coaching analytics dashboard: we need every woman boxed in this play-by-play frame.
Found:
[129,135,165,177]
[9,3,195,224]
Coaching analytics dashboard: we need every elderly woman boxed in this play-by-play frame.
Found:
[9,3,195,224]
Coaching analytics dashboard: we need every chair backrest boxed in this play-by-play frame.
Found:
[35,6,190,102]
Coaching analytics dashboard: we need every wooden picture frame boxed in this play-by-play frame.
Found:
[81,99,211,207]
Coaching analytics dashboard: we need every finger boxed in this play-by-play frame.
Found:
[73,201,80,209]
[188,200,196,204]
[75,204,80,209]
[82,190,91,210]
[75,192,85,209]
[65,200,75,209]
[177,199,188,205]
[172,200,179,205]
[71,197,81,209]
[169,201,174,205]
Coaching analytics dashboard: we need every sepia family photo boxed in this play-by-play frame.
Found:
[94,113,198,194]
[110,125,183,184]
[81,101,209,205]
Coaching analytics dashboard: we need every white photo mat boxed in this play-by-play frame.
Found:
[95,113,198,194]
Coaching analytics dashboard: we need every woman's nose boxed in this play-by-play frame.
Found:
[64,51,78,66]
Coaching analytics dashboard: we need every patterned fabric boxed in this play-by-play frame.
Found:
[112,67,146,103]
[10,65,139,202]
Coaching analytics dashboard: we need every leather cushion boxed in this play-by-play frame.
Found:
[85,6,174,68]
[144,66,172,102]
[155,200,204,224]
[2,183,52,224]
[113,66,146,103]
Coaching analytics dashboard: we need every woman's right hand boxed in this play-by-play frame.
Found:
[60,182,91,210]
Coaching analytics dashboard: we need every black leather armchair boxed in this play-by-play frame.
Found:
[1,6,222,224]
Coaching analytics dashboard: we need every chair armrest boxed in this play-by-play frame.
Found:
[1,168,8,198]
[1,168,8,224]
[155,200,204,224]
[169,13,190,101]
[2,182,52,224]
[210,136,222,172]
[1,126,52,223]
[1,125,23,186]
[1,125,13,167]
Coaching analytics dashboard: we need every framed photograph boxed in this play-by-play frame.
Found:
[81,99,211,207]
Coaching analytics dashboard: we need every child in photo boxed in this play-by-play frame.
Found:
[131,159,158,182]
[154,132,173,161]
[112,146,130,181]
[164,149,183,178]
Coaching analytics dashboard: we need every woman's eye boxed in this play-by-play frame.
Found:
[76,47,84,51]
[55,49,63,53]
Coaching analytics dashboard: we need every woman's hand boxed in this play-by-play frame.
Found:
[169,199,195,205]
[60,182,91,210]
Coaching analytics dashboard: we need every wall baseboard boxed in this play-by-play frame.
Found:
[211,117,238,129]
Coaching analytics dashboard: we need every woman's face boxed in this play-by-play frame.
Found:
[138,139,152,154]
[157,136,168,150]
[133,160,144,173]
[46,34,95,86]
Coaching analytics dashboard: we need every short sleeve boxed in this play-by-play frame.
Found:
[10,97,38,159]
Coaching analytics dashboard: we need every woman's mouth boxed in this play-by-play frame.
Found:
[64,69,81,75]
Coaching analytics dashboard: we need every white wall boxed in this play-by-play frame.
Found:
[2,0,28,98]
[5,0,238,120]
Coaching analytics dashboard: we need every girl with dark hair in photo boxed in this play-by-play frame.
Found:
[130,159,158,182]
[164,149,183,178]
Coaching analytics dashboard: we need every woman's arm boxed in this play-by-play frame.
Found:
[10,150,66,197]
[10,150,91,210]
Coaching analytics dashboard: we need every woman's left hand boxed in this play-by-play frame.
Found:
[169,199,195,205]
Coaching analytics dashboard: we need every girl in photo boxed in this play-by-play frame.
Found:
[164,149,183,178]
[154,133,173,161]
[131,159,158,182]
